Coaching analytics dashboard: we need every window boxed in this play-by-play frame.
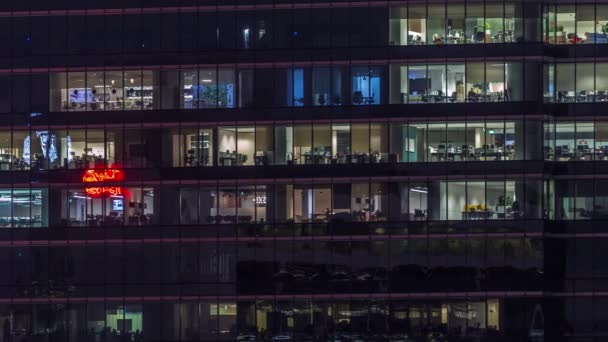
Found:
[351,66,382,105]
[0,189,47,227]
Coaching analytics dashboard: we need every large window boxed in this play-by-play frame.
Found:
[390,121,520,163]
[45,61,539,110]
[390,2,526,45]
[0,189,47,227]
[550,179,608,220]
[0,120,540,171]
[545,63,608,103]
[544,4,608,44]
[49,71,158,112]
[180,69,237,109]
[390,62,524,104]
[62,186,156,227]
[544,121,608,161]
[0,177,550,229]
[50,65,383,111]
[351,66,382,105]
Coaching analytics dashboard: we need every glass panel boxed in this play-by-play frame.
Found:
[427,64,446,103]
[293,125,312,165]
[332,124,350,164]
[447,122,467,161]
[544,64,555,102]
[447,3,466,44]
[370,123,389,163]
[312,124,331,165]
[142,70,156,110]
[466,62,485,102]
[218,127,237,167]
[544,5,555,44]
[274,126,293,165]
[596,122,608,160]
[575,122,594,161]
[408,65,427,103]
[181,69,198,109]
[218,186,236,224]
[428,4,446,44]
[352,66,381,105]
[312,67,331,106]
[597,5,608,44]
[465,181,488,220]
[67,72,86,111]
[595,63,608,100]
[255,126,273,166]
[237,127,254,166]
[577,4,595,44]
[427,122,447,162]
[124,70,143,110]
[447,64,466,102]
[199,68,218,109]
[86,129,106,168]
[351,183,370,222]
[237,185,256,224]
[389,7,407,45]
[332,66,346,106]
[543,122,555,160]
[49,72,67,111]
[106,71,124,110]
[487,181,506,220]
[66,129,86,169]
[576,63,595,102]
[409,122,427,162]
[486,2,505,43]
[351,123,370,164]
[465,3,485,44]
[218,69,236,108]
[486,62,505,102]
[86,71,105,111]
[408,5,427,45]
[556,5,576,44]
[505,62,523,101]
[555,122,575,161]
[370,183,388,221]
[556,64,575,102]
[183,127,213,167]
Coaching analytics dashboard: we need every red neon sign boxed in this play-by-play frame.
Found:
[82,168,125,198]
[85,187,124,197]
[82,168,124,183]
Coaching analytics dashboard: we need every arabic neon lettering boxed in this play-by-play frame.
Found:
[82,168,125,198]
[85,186,124,198]
[82,168,124,183]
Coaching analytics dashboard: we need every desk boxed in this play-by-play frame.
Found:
[447,35,465,44]
[303,153,332,165]
[220,156,237,166]
[408,95,425,103]
[462,211,493,220]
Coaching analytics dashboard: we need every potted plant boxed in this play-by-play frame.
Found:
[496,195,514,217]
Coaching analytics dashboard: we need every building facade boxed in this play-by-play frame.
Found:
[0,0,605,341]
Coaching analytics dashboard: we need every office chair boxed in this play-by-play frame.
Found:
[352,91,364,105]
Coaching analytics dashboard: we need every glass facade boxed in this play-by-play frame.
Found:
[544,4,608,44]
[47,62,532,111]
[544,63,608,103]
[389,2,531,45]
[0,120,541,170]
[1,1,608,341]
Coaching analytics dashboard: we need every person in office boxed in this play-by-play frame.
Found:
[511,200,521,219]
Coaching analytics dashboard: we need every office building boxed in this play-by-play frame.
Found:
[0,1,603,341]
